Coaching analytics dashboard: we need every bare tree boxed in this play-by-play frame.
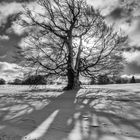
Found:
[16,0,126,90]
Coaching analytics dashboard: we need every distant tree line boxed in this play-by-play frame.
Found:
[0,74,138,85]
[8,75,47,85]
[90,75,137,85]
[8,75,67,85]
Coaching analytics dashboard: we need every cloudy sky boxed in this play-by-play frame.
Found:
[0,0,140,81]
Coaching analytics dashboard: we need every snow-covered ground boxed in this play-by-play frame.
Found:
[0,84,140,140]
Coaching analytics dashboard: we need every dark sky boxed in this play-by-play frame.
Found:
[0,0,140,81]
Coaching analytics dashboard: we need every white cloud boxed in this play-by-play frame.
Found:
[115,17,140,46]
[123,51,140,66]
[87,0,120,16]
[26,1,45,15]
[10,22,25,35]
[0,35,9,40]
[9,1,46,35]
[121,74,140,79]
[127,18,140,46]
[0,2,23,26]
[18,37,30,49]
[87,0,140,47]
[0,62,19,70]
[0,62,23,81]
[0,2,23,15]
[0,1,44,35]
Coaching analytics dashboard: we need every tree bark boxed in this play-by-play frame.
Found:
[64,68,80,90]
[63,35,81,90]
[73,71,80,89]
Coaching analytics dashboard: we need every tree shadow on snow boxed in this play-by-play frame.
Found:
[0,88,140,140]
[0,89,78,140]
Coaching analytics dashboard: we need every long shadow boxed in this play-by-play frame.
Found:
[76,88,140,140]
[0,87,140,140]
[0,89,78,140]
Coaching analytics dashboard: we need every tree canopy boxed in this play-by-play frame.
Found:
[16,0,127,89]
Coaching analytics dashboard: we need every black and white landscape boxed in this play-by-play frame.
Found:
[0,0,140,140]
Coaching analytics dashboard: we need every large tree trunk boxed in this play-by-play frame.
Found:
[64,68,80,90]
[64,36,81,90]
[73,71,80,89]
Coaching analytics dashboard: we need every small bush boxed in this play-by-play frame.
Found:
[130,76,136,83]
[0,78,6,85]
[97,75,110,84]
[114,77,122,84]
[22,75,46,85]
[90,77,95,85]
